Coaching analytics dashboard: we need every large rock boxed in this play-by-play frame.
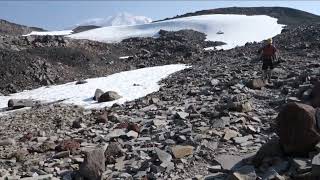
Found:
[311,82,320,108]
[98,91,122,102]
[247,79,265,90]
[252,137,283,166]
[7,99,34,109]
[276,102,320,155]
[171,145,194,159]
[105,142,123,164]
[93,88,104,101]
[312,153,320,176]
[79,148,105,180]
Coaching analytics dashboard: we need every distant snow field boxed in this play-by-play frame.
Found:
[0,64,189,111]
[23,30,73,36]
[75,12,152,27]
[68,14,284,49]
[23,14,284,50]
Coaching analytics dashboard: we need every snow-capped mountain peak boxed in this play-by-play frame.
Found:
[76,12,152,27]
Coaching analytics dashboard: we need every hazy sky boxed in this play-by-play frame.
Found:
[0,1,319,30]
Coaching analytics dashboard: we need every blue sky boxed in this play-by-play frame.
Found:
[0,1,319,30]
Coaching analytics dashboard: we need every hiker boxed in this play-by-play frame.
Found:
[258,38,278,84]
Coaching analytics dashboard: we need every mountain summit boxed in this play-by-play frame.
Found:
[75,12,152,27]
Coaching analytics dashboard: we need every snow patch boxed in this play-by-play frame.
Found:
[0,64,189,111]
[119,56,132,60]
[68,14,284,50]
[23,30,73,36]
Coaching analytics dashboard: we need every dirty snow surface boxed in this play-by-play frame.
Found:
[68,14,284,49]
[0,64,188,110]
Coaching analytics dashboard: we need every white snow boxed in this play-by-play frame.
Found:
[68,14,284,50]
[119,56,132,60]
[0,64,188,111]
[75,12,152,27]
[23,30,73,36]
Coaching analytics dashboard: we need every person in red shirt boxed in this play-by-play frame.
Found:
[258,38,278,84]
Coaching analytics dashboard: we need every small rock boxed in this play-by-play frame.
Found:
[106,129,126,139]
[247,79,265,90]
[72,120,82,129]
[36,137,47,143]
[12,149,29,162]
[55,139,80,153]
[20,174,54,180]
[115,156,125,171]
[223,129,239,141]
[261,168,285,180]
[233,135,252,144]
[127,130,139,139]
[75,80,87,85]
[228,165,257,180]
[175,111,189,119]
[210,79,220,86]
[0,138,16,146]
[155,148,172,163]
[53,151,70,159]
[153,119,168,127]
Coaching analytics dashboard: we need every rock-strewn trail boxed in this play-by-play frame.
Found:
[0,23,320,179]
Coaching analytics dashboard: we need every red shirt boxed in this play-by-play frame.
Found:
[261,44,277,57]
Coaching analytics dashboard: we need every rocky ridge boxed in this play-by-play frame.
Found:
[0,19,45,36]
[155,7,320,26]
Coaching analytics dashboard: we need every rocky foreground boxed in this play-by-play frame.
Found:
[0,23,320,180]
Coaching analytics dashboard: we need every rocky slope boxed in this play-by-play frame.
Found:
[0,19,45,36]
[72,25,101,33]
[156,7,320,26]
[0,12,320,180]
[0,30,218,95]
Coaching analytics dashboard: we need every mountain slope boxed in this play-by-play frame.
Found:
[0,19,45,36]
[156,7,320,26]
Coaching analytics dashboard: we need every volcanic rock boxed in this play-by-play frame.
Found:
[98,91,122,102]
[276,102,320,155]
[79,148,105,180]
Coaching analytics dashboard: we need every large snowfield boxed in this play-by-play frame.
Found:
[0,65,188,112]
[24,14,284,50]
[68,14,284,49]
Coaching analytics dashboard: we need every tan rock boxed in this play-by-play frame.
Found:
[171,145,194,159]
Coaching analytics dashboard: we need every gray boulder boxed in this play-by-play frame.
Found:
[93,89,104,101]
[8,99,35,109]
[98,91,122,102]
[79,148,105,180]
